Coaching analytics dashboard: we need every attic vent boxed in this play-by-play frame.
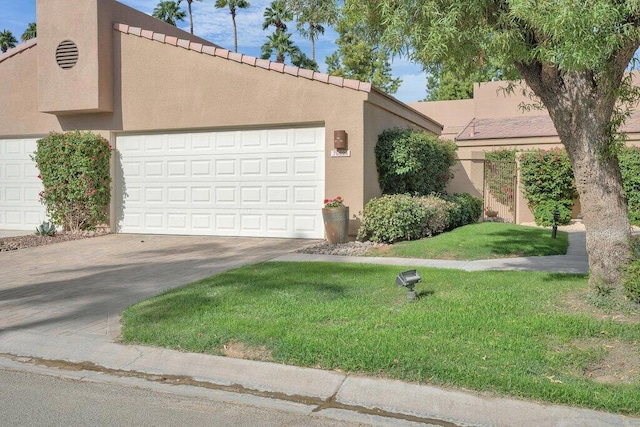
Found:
[55,40,79,69]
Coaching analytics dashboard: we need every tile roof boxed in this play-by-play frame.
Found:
[113,23,374,94]
[457,110,640,141]
[0,38,37,65]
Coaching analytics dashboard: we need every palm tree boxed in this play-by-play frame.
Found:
[262,0,292,32]
[214,0,250,53]
[153,1,187,26]
[21,23,37,42]
[0,30,17,53]
[285,0,337,62]
[261,31,300,64]
[178,0,202,34]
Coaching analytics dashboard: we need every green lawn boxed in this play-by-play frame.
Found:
[121,262,640,414]
[366,223,569,260]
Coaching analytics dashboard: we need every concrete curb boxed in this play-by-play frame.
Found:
[1,330,637,426]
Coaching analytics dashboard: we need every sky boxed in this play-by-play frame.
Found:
[1,0,428,103]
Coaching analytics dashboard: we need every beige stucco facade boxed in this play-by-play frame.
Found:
[412,80,640,224]
[0,0,441,236]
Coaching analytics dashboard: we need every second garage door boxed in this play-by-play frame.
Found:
[116,127,325,238]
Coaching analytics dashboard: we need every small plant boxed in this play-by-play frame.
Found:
[324,196,345,208]
[35,221,56,237]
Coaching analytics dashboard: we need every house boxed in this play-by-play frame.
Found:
[411,80,640,224]
[0,0,441,238]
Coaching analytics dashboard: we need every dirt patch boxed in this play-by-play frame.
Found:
[0,229,109,252]
[582,340,640,384]
[562,290,640,324]
[222,342,274,362]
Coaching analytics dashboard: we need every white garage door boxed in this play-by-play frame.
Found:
[116,127,325,238]
[0,138,46,230]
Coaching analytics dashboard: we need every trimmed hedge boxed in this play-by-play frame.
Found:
[33,131,112,232]
[533,201,573,227]
[375,128,457,196]
[357,193,482,243]
[443,193,483,230]
[622,236,640,304]
[619,146,640,226]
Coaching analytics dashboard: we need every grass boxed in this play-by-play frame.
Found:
[122,262,640,415]
[366,223,569,260]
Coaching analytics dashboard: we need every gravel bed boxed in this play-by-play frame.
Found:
[0,229,110,252]
[295,240,385,256]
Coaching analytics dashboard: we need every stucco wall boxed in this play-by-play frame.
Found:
[0,46,60,137]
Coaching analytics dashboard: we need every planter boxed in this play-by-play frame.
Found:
[322,206,349,244]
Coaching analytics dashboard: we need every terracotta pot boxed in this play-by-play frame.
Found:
[322,206,349,244]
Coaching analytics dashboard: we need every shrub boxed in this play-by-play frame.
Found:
[533,201,572,227]
[357,194,427,243]
[619,146,640,226]
[33,131,112,232]
[417,195,454,236]
[443,193,483,229]
[375,128,457,196]
[622,236,640,304]
[520,149,577,226]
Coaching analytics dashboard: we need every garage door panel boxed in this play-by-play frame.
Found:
[0,138,47,230]
[117,128,325,237]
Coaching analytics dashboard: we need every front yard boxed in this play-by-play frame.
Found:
[122,262,640,414]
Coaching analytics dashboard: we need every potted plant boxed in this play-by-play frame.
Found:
[322,196,349,244]
[485,207,499,219]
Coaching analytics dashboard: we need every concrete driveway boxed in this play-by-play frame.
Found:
[0,234,314,341]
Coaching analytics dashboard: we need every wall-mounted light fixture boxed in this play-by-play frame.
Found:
[334,130,348,150]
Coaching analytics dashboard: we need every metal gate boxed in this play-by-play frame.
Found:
[483,159,517,223]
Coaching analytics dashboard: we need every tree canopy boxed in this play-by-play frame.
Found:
[357,0,640,293]
[0,29,17,53]
[326,7,401,94]
[152,1,186,26]
[21,23,36,42]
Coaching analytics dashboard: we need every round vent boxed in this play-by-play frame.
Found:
[55,40,79,69]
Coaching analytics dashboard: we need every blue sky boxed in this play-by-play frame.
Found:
[1,0,427,103]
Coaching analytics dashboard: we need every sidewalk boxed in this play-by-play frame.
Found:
[2,231,638,426]
[273,230,589,275]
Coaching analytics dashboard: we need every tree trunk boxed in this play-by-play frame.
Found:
[516,65,632,292]
[232,11,238,52]
[188,1,194,34]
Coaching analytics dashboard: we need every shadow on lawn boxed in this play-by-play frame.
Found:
[480,227,567,257]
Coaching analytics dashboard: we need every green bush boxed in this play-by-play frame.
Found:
[417,195,454,237]
[622,237,640,304]
[533,201,573,227]
[443,193,483,229]
[357,194,428,243]
[520,149,577,226]
[375,128,457,196]
[619,146,640,226]
[32,131,112,232]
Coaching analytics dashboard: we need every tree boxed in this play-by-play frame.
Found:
[359,0,640,293]
[326,10,401,94]
[152,1,187,26]
[178,0,202,34]
[0,30,17,53]
[21,23,37,42]
[261,31,301,64]
[214,0,250,53]
[262,0,293,33]
[285,0,338,62]
[426,64,520,102]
